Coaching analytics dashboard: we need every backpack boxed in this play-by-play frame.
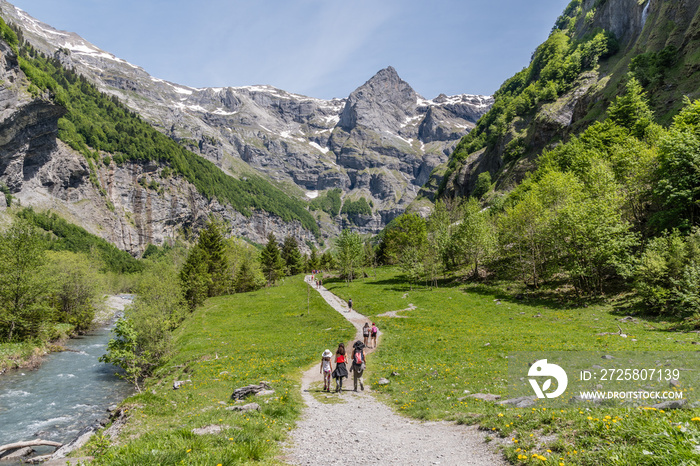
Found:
[353,350,364,365]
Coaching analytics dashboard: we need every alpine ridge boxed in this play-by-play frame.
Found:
[0,0,492,243]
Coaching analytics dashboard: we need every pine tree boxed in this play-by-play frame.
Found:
[197,221,231,296]
[235,259,259,293]
[179,246,209,311]
[320,251,336,271]
[260,233,285,285]
[308,248,320,271]
[281,235,304,276]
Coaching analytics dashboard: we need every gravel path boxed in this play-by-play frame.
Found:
[283,277,506,465]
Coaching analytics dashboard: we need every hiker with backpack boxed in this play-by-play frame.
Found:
[347,297,353,312]
[320,349,333,392]
[351,341,366,391]
[331,343,348,392]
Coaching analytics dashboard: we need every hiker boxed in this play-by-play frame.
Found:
[320,349,333,392]
[363,322,370,348]
[348,297,353,312]
[331,343,348,392]
[370,322,378,348]
[351,341,365,391]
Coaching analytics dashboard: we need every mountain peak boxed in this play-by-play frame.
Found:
[339,66,419,132]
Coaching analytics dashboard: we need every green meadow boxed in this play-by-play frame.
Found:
[325,268,700,466]
[85,277,354,465]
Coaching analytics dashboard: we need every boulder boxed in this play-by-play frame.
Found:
[498,396,537,408]
[226,403,260,413]
[651,399,688,410]
[467,393,501,402]
[231,382,272,400]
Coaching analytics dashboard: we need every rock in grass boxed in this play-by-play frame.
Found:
[255,390,276,397]
[498,396,537,408]
[377,378,390,385]
[173,379,191,389]
[192,425,227,435]
[226,403,260,413]
[468,393,501,402]
[651,399,687,410]
[230,382,272,400]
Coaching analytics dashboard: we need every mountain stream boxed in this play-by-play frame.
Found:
[0,296,135,458]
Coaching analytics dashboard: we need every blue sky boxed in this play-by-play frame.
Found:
[9,0,569,99]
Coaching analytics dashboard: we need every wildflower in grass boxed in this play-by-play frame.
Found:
[691,417,700,422]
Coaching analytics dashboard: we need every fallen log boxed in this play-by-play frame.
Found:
[0,439,62,455]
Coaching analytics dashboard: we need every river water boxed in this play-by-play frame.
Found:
[0,296,134,453]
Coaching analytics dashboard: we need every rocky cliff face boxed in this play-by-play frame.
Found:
[0,1,492,233]
[0,39,312,255]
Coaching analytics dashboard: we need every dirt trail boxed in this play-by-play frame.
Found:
[284,276,505,465]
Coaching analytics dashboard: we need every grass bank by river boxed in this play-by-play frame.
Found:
[0,323,74,373]
[326,268,700,465]
[81,277,354,465]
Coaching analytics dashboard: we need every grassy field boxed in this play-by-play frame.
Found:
[325,268,700,466]
[83,276,354,465]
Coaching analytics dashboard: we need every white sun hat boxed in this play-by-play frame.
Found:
[322,349,332,358]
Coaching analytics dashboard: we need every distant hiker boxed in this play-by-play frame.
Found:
[348,298,353,312]
[351,341,366,391]
[332,343,348,392]
[320,349,333,392]
[370,322,378,348]
[363,322,370,348]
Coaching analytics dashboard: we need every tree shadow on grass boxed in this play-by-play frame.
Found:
[607,294,689,330]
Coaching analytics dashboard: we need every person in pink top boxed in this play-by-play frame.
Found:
[370,323,378,348]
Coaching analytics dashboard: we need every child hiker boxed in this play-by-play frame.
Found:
[331,343,348,392]
[320,349,332,392]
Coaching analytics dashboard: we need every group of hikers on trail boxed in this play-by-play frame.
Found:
[363,322,377,348]
[320,340,367,393]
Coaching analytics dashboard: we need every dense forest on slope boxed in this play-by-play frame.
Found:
[18,208,142,273]
[0,18,319,235]
[436,0,700,198]
[386,78,700,314]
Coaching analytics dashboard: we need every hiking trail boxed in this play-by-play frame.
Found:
[283,276,505,465]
